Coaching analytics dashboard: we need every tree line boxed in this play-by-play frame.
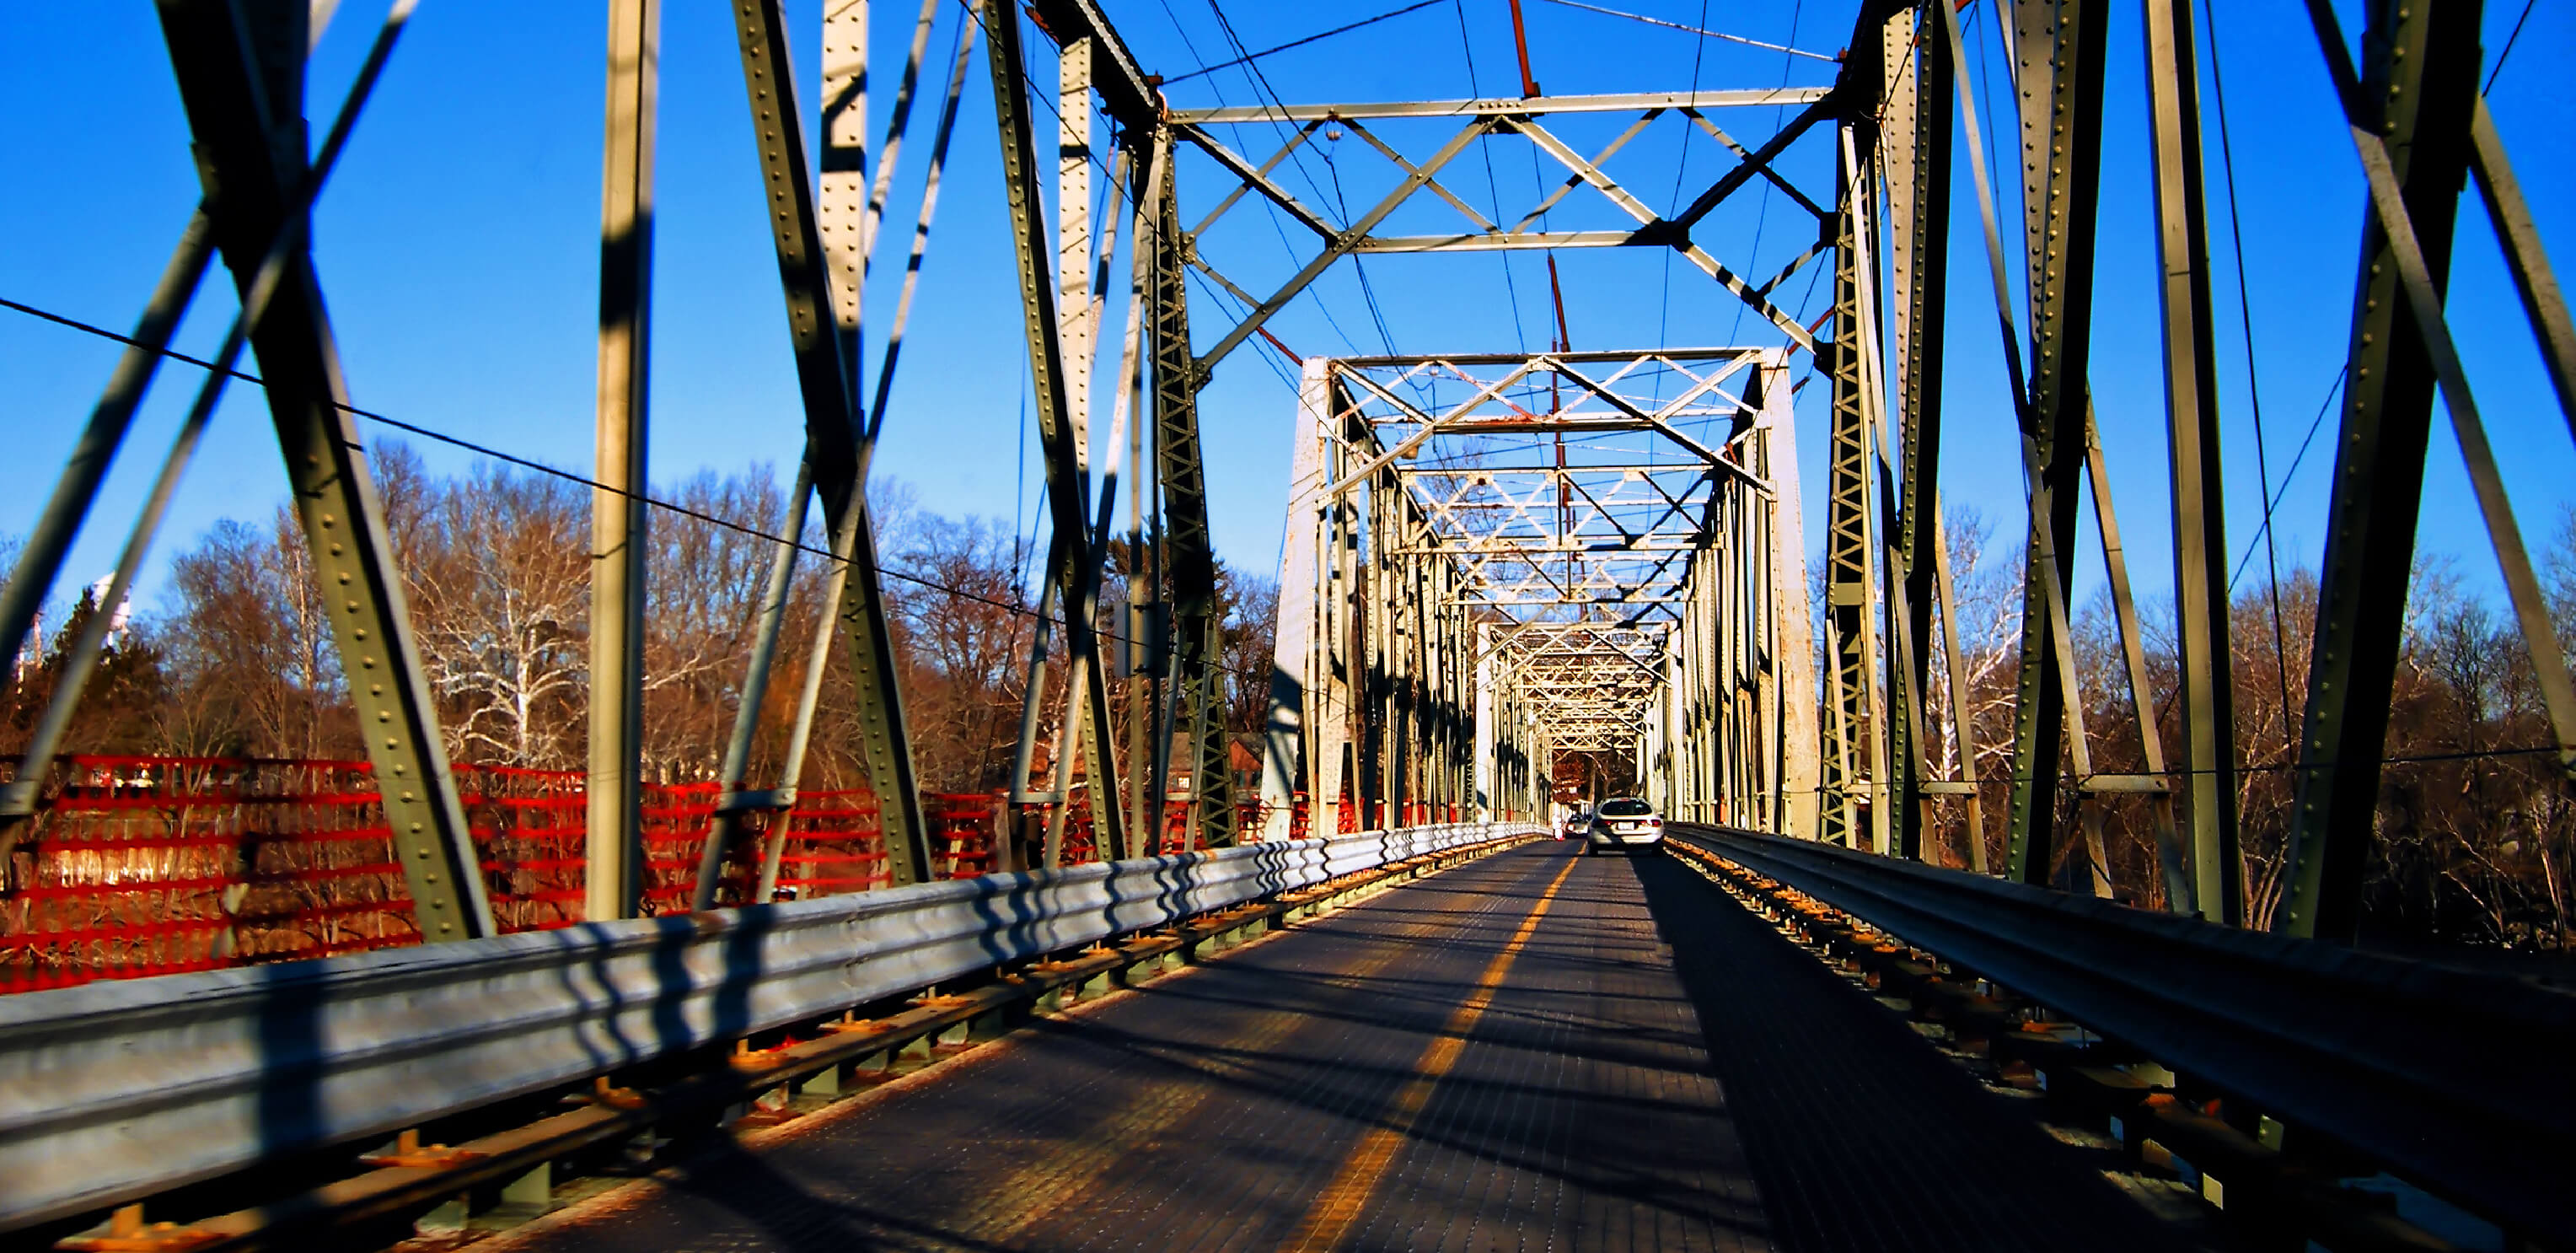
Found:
[0,443,1280,799]
[1905,507,2576,952]
[8,447,2573,951]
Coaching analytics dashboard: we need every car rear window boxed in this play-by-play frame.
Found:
[1597,799,1651,816]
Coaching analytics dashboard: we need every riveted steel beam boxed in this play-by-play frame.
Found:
[154,0,492,940]
[1884,1,1951,864]
[2278,0,2483,941]
[727,0,933,887]
[2143,0,2239,922]
[2001,0,2107,890]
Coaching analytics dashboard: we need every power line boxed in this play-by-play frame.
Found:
[1152,0,1373,361]
[2203,0,2298,729]
[2224,364,2348,594]
[2483,0,2536,96]
[1199,0,1413,378]
[1537,0,1833,62]
[1163,0,1442,83]
[1719,0,1803,347]
[0,293,1280,684]
[1653,0,1717,385]
[1451,0,1533,358]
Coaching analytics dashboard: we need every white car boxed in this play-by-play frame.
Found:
[1582,797,1664,853]
[1555,805,1591,841]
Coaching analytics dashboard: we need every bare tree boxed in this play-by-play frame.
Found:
[405,465,590,768]
[153,513,355,759]
[887,514,1033,790]
[1221,568,1277,735]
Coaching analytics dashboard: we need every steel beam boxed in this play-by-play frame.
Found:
[588,0,657,921]
[1146,134,1237,847]
[154,0,493,939]
[2143,0,2239,923]
[1263,363,1334,840]
[1169,89,1830,124]
[1024,0,1159,129]
[983,0,1126,860]
[727,0,934,886]
[1822,122,1876,851]
[2278,0,2482,940]
[1885,1,1951,864]
[2001,0,2107,890]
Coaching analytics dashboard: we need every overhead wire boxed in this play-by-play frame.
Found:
[1163,0,1443,83]
[1719,0,1804,347]
[1537,0,1833,62]
[1451,0,1534,359]
[1150,0,1377,363]
[2224,364,2348,594]
[1199,0,1412,374]
[0,292,1284,686]
[1654,0,1719,385]
[2202,0,2298,726]
[2482,0,2536,96]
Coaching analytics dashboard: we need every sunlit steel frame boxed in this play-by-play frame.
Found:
[148,0,495,939]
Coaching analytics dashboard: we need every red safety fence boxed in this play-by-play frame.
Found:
[0,755,1347,993]
[0,756,1011,993]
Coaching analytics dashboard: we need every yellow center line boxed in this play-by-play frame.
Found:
[1275,854,1581,1253]
[954,863,1528,1248]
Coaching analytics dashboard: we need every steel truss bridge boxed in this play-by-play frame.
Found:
[1,0,2572,1250]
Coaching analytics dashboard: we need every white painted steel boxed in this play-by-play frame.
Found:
[0,824,1527,1231]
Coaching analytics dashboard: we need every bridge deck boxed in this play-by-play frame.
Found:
[487,842,2191,1253]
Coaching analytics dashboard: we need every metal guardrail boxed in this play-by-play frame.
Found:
[1675,825,2576,1244]
[0,824,1522,1232]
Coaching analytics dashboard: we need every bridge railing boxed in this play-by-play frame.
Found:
[1672,825,2576,1245]
[0,820,1526,1234]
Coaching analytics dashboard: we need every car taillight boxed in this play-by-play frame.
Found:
[1647,817,1662,827]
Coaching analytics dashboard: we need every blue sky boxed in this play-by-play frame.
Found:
[2,1,2570,632]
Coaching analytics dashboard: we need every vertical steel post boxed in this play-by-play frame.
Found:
[1143,138,1238,847]
[2143,0,2238,921]
[2001,0,2108,888]
[588,0,657,922]
[2279,0,2482,940]
[1886,1,1952,862]
[983,0,1126,861]
[1758,361,1820,838]
[1822,122,1877,850]
[1264,360,1334,839]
